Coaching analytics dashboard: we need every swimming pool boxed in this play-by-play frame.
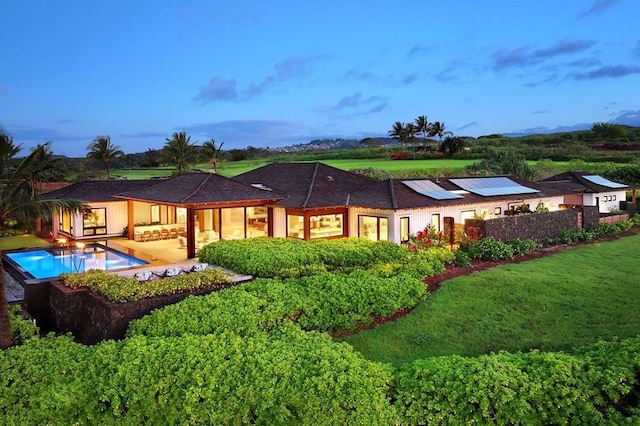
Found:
[4,243,148,280]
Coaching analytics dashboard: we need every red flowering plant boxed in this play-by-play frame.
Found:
[456,226,481,251]
[408,225,449,251]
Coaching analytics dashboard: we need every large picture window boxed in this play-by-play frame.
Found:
[287,214,304,239]
[309,214,343,239]
[358,216,388,241]
[83,208,106,236]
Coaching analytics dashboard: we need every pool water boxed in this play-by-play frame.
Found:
[5,244,148,279]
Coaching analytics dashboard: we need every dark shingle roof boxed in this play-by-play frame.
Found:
[115,172,285,205]
[41,180,155,202]
[349,175,578,209]
[232,162,377,209]
[539,171,633,193]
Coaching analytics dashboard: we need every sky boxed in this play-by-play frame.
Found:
[2,0,640,157]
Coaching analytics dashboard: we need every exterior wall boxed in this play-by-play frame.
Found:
[583,191,626,213]
[65,201,129,240]
[271,206,287,238]
[348,207,395,241]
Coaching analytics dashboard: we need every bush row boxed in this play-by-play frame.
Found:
[9,305,39,345]
[394,336,640,424]
[2,329,639,423]
[0,328,399,425]
[61,268,232,303]
[550,217,638,245]
[197,237,407,278]
[127,269,426,337]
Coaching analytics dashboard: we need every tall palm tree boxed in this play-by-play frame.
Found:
[164,132,196,175]
[429,121,453,141]
[414,115,433,148]
[388,121,417,150]
[200,138,224,174]
[0,133,21,178]
[0,141,87,348]
[86,136,124,180]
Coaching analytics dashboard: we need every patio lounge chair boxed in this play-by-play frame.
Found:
[133,270,154,282]
[154,267,184,278]
[189,263,209,273]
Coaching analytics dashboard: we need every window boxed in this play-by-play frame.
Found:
[494,207,502,215]
[287,214,304,239]
[60,209,72,233]
[150,205,160,224]
[247,206,268,237]
[309,214,343,239]
[358,216,388,241]
[400,217,410,243]
[221,207,245,240]
[460,210,475,222]
[431,214,441,232]
[83,208,106,236]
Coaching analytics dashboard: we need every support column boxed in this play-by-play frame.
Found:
[186,207,196,259]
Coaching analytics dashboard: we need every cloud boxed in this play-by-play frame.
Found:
[570,65,640,80]
[633,40,640,58]
[577,0,620,18]
[401,73,418,85]
[194,56,319,104]
[193,77,239,104]
[533,110,550,114]
[566,58,602,67]
[493,39,596,70]
[455,122,477,131]
[613,110,640,126]
[120,131,168,139]
[407,44,433,58]
[330,93,386,115]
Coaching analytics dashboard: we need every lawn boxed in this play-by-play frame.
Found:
[0,234,51,250]
[340,233,640,366]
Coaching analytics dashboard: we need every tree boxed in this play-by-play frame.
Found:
[0,133,21,178]
[591,122,627,139]
[86,136,124,180]
[414,115,433,149]
[200,139,225,174]
[0,139,87,348]
[163,132,196,175]
[388,121,417,150]
[439,136,466,159]
[429,121,453,141]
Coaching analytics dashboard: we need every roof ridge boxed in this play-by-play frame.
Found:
[180,173,211,203]
[388,178,398,209]
[301,163,319,208]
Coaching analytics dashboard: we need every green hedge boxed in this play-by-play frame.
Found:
[61,268,232,303]
[127,270,426,337]
[0,329,399,425]
[9,305,39,345]
[197,237,407,278]
[393,336,640,424]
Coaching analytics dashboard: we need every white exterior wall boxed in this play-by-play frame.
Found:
[271,207,288,238]
[583,191,626,213]
[71,201,129,239]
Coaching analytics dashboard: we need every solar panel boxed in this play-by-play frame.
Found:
[402,180,464,200]
[582,175,627,189]
[450,177,539,196]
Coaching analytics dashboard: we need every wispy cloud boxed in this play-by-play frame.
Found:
[193,77,239,104]
[401,73,418,85]
[613,110,640,126]
[493,39,596,70]
[331,93,387,115]
[533,110,550,114]
[577,0,620,18]
[570,65,640,80]
[566,58,602,67]
[633,40,640,58]
[407,44,433,58]
[179,119,307,148]
[194,56,320,104]
[455,122,477,131]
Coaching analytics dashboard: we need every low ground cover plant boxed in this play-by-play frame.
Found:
[61,268,232,303]
[198,237,409,278]
[9,305,38,345]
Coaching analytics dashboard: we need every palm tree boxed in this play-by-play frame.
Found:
[388,121,417,150]
[414,115,433,149]
[429,121,453,141]
[163,132,196,175]
[0,140,87,348]
[0,133,21,178]
[200,139,225,174]
[86,136,124,180]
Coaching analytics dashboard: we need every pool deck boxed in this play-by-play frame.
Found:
[4,237,252,302]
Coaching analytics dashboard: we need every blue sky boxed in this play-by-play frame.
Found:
[2,0,639,157]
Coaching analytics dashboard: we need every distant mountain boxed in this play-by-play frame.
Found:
[268,137,396,153]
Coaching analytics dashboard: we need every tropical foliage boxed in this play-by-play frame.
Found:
[163,131,196,175]
[86,135,124,179]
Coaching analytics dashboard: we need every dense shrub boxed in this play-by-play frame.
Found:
[394,336,640,425]
[506,238,541,256]
[61,268,232,303]
[127,270,426,337]
[463,236,515,261]
[9,305,39,345]
[198,237,407,278]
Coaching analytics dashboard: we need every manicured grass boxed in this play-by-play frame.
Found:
[111,168,175,179]
[340,233,640,365]
[0,234,51,250]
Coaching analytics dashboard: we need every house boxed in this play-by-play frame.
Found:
[539,171,636,214]
[41,163,636,259]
